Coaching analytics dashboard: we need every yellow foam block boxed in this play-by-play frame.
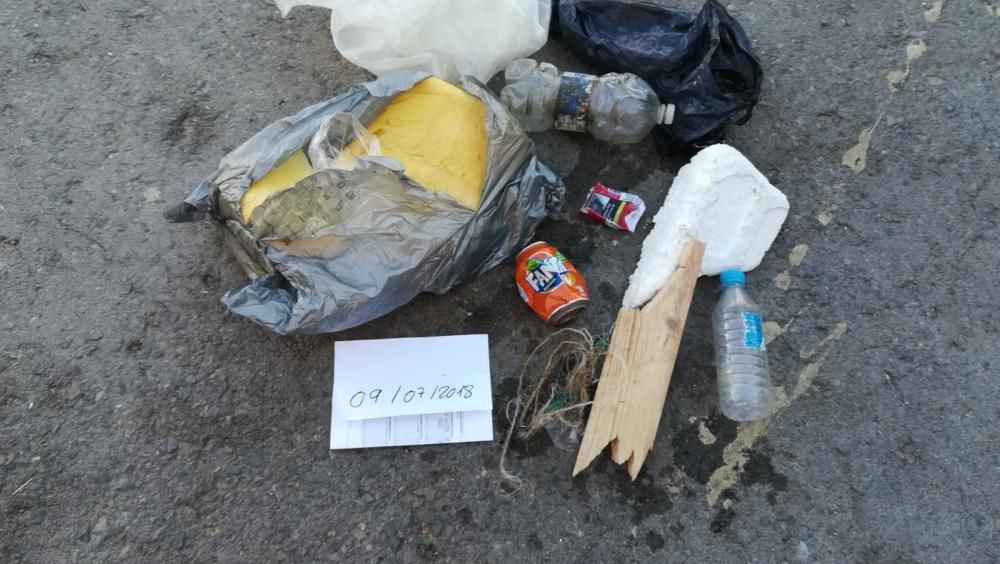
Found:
[342,77,486,210]
[240,77,486,223]
[240,149,313,223]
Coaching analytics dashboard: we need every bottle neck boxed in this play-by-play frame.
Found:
[721,281,745,290]
[657,103,676,125]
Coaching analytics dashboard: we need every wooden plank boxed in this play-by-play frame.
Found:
[573,240,705,479]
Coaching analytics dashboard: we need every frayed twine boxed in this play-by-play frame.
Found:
[498,328,602,495]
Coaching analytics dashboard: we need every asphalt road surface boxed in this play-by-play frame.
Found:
[2,1,998,562]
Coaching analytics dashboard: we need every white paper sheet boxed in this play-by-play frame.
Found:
[330,335,494,449]
[329,410,494,449]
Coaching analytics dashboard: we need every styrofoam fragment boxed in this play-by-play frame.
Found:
[622,144,789,309]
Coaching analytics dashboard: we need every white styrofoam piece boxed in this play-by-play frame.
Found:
[622,144,789,309]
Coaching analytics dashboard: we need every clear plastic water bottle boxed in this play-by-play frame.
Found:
[500,58,675,144]
[713,270,774,421]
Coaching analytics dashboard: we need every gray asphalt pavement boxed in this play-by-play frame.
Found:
[2,0,998,562]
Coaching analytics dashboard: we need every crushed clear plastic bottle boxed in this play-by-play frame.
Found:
[713,270,774,421]
[500,58,675,144]
[543,420,582,451]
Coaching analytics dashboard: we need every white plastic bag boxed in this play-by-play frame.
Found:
[274,0,550,83]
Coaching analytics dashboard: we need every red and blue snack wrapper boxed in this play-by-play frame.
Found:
[580,183,646,232]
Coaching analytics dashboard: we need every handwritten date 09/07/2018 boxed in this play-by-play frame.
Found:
[348,384,474,408]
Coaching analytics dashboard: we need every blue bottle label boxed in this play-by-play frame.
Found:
[554,72,596,133]
[742,312,765,350]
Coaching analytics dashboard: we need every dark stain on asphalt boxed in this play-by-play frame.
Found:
[670,413,738,484]
[461,279,526,335]
[598,281,616,302]
[456,507,475,529]
[163,102,217,152]
[527,532,543,550]
[415,542,439,561]
[125,338,143,353]
[560,237,597,269]
[710,492,737,533]
[645,531,665,552]
[742,448,789,504]
[571,471,591,501]
[535,216,598,267]
[603,463,673,525]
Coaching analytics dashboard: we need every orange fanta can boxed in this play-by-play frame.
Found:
[515,241,590,324]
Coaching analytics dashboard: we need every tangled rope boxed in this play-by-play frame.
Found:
[498,328,601,494]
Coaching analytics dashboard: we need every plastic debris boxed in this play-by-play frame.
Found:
[559,0,763,148]
[169,73,565,334]
[622,144,789,309]
[713,269,774,421]
[501,58,674,144]
[273,0,550,83]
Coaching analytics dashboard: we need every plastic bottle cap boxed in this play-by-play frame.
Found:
[720,269,745,285]
[658,103,676,125]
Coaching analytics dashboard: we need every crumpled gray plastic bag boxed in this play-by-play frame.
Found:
[168,73,565,334]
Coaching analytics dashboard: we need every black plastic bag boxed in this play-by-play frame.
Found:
[559,0,763,148]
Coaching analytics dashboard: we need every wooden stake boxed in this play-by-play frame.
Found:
[573,240,705,479]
